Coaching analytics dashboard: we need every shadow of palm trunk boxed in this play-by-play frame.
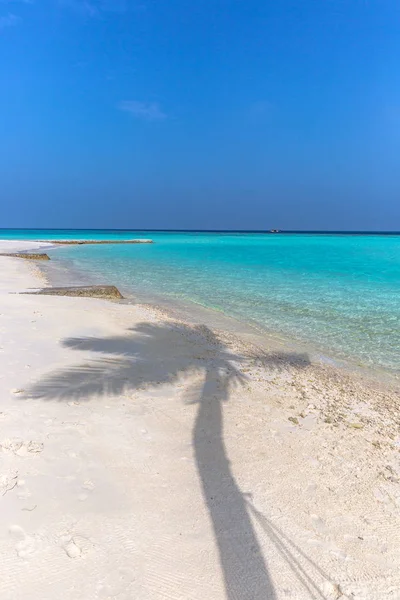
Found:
[193,364,276,600]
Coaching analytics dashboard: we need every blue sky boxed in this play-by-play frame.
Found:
[1,0,400,230]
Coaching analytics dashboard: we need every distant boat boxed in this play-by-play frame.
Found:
[269,229,281,233]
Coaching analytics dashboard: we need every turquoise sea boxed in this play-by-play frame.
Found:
[1,230,399,374]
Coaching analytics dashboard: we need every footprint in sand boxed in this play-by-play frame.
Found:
[16,479,32,500]
[140,428,152,441]
[78,480,95,501]
[9,525,37,558]
[59,532,84,558]
[64,540,82,558]
[310,513,326,534]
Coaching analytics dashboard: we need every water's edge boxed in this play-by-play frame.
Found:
[37,248,399,389]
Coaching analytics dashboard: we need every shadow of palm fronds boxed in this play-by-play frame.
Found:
[26,321,310,402]
[24,321,316,600]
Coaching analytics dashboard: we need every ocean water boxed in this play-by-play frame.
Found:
[1,230,399,373]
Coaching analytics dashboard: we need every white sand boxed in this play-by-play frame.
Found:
[0,246,399,600]
[0,240,54,252]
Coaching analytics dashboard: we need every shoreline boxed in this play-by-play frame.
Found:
[0,241,399,598]
[35,240,400,389]
[2,237,399,394]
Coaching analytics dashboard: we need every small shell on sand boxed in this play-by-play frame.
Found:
[320,581,342,599]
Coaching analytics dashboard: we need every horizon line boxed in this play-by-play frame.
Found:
[1,228,400,235]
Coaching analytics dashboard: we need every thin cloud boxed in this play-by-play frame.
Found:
[117,100,167,121]
[0,13,19,28]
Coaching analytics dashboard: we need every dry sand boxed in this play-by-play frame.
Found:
[0,241,399,600]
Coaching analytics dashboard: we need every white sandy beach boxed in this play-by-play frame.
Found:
[0,242,399,600]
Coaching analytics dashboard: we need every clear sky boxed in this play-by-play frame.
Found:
[1,0,400,230]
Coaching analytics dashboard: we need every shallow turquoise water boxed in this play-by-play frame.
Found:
[1,230,399,373]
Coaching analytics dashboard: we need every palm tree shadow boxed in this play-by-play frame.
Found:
[192,353,277,598]
[25,321,313,599]
[245,500,332,600]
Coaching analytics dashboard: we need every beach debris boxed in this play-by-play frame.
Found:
[288,416,299,425]
[380,465,400,483]
[82,480,95,491]
[348,422,364,429]
[2,479,18,496]
[1,471,19,496]
[0,252,50,260]
[26,285,124,300]
[11,388,25,394]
